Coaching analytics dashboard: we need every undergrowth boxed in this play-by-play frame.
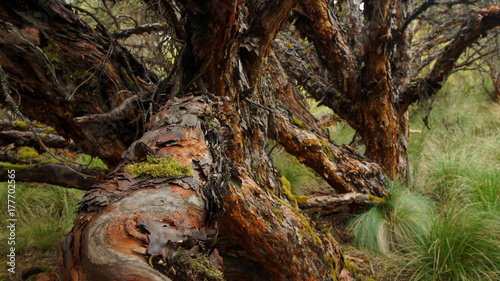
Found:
[348,72,500,280]
[0,183,84,254]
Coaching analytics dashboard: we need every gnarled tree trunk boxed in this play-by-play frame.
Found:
[0,0,388,280]
[2,0,498,280]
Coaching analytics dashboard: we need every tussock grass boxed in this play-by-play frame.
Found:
[0,183,83,253]
[399,205,500,281]
[349,72,500,279]
[347,184,435,254]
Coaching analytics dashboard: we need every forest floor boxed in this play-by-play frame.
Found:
[0,251,59,281]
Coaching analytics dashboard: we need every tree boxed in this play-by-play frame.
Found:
[1,0,498,280]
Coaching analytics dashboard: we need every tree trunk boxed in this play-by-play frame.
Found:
[0,1,389,280]
[6,1,497,280]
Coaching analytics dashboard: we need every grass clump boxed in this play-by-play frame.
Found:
[347,184,435,254]
[124,155,193,178]
[399,205,500,281]
[0,183,84,253]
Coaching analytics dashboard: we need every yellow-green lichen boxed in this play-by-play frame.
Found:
[124,155,193,178]
[319,139,334,161]
[13,121,29,130]
[280,176,309,208]
[16,146,39,160]
[367,194,386,203]
[291,115,307,129]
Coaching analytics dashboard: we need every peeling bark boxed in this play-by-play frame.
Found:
[3,1,497,280]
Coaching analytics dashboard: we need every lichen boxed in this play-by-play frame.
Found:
[12,121,28,130]
[124,155,193,178]
[16,146,39,160]
[319,139,335,161]
[279,176,308,208]
[291,115,307,129]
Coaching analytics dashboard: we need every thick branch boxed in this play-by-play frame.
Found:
[296,0,359,100]
[240,0,299,84]
[300,193,384,216]
[0,162,101,190]
[0,130,70,150]
[0,0,157,167]
[275,111,388,197]
[114,23,168,39]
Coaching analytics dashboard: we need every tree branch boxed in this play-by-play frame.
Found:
[400,4,500,113]
[0,130,70,150]
[113,23,169,39]
[0,162,102,190]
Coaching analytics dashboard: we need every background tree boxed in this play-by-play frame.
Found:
[1,0,498,280]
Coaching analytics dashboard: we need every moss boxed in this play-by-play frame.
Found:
[175,252,224,281]
[271,206,285,224]
[0,162,35,171]
[344,260,361,274]
[273,193,322,246]
[12,121,29,130]
[153,249,224,281]
[124,155,193,178]
[42,128,57,135]
[291,115,307,129]
[16,146,39,160]
[324,252,338,281]
[279,176,309,208]
[121,67,135,86]
[319,139,335,161]
[42,41,64,65]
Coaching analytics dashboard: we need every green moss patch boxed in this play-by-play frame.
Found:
[13,121,29,130]
[319,139,334,161]
[16,146,40,160]
[280,176,309,208]
[272,193,322,246]
[124,155,193,178]
[291,115,307,129]
[0,162,35,171]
